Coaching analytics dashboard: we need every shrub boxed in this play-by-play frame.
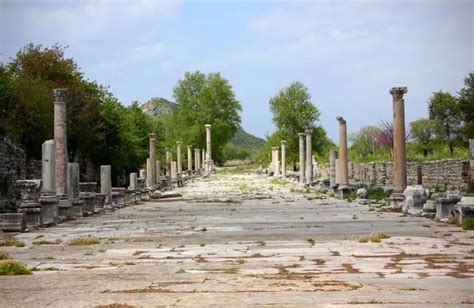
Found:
[461,217,474,230]
[68,236,100,246]
[0,260,32,275]
[0,239,26,247]
[367,188,388,201]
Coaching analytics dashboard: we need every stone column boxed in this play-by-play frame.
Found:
[336,117,348,186]
[139,169,146,179]
[146,158,153,188]
[171,161,177,180]
[53,88,68,196]
[335,158,341,185]
[281,140,286,178]
[470,139,474,181]
[389,87,408,209]
[101,165,112,206]
[67,163,83,217]
[194,148,200,171]
[329,150,338,188]
[205,124,212,172]
[41,140,56,194]
[187,145,193,172]
[177,141,182,174]
[129,173,137,190]
[166,148,172,176]
[305,129,312,184]
[155,160,161,181]
[272,146,280,176]
[299,133,305,184]
[149,133,156,186]
[201,149,206,171]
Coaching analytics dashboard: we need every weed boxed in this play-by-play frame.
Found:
[176,268,186,274]
[0,238,26,247]
[200,227,207,232]
[307,239,315,247]
[33,239,62,245]
[124,261,136,266]
[367,188,388,201]
[0,252,10,260]
[0,260,32,275]
[68,236,100,246]
[359,231,391,243]
[462,217,474,230]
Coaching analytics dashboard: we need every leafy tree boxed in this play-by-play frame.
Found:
[349,125,382,158]
[409,118,440,158]
[222,143,250,161]
[268,81,330,169]
[169,71,242,164]
[428,91,461,154]
[458,72,474,140]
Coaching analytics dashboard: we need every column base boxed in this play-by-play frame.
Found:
[58,197,72,221]
[39,194,59,226]
[388,193,404,210]
[0,213,26,232]
[18,202,42,228]
[71,199,84,218]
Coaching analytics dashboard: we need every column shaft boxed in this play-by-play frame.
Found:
[299,133,305,184]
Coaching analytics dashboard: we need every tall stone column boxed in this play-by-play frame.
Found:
[201,149,206,171]
[53,89,68,196]
[272,146,280,176]
[176,141,182,174]
[205,124,212,172]
[305,129,312,184]
[299,133,306,184]
[101,165,112,206]
[329,150,338,188]
[165,148,172,176]
[194,148,200,171]
[187,145,193,172]
[146,158,153,188]
[155,160,161,181]
[335,158,341,185]
[281,140,286,178]
[149,133,156,186]
[336,117,348,186]
[389,87,408,209]
[42,140,56,193]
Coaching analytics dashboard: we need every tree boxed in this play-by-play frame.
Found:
[268,81,329,169]
[410,118,440,158]
[349,125,382,158]
[458,72,474,140]
[169,71,242,164]
[428,91,461,154]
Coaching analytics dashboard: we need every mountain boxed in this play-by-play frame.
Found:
[141,97,178,117]
[229,126,265,155]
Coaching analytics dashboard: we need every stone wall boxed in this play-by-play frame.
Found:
[347,159,470,189]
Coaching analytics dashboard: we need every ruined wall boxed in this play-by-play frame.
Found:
[347,158,470,189]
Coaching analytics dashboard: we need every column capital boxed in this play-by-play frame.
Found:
[176,141,182,145]
[390,87,407,100]
[281,140,286,145]
[305,128,312,135]
[187,145,192,149]
[271,146,279,150]
[336,116,346,125]
[53,88,68,102]
[149,133,156,139]
[298,133,306,137]
[205,124,212,129]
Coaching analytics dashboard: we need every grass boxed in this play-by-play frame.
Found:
[367,188,389,201]
[68,236,100,246]
[343,191,357,202]
[359,231,391,243]
[0,252,10,260]
[307,238,315,247]
[124,261,136,266]
[0,260,32,275]
[461,217,474,230]
[33,239,62,245]
[0,238,26,247]
[269,178,287,185]
[176,268,186,274]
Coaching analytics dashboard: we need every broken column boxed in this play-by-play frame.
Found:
[17,180,42,228]
[39,139,59,225]
[201,149,206,171]
[53,88,71,220]
[171,161,177,181]
[128,173,138,204]
[272,146,280,177]
[281,140,286,178]
[101,165,113,209]
[67,163,83,217]
[79,182,97,215]
[187,145,193,173]
[305,128,312,184]
[388,87,408,209]
[299,133,305,184]
[194,148,200,171]
[165,148,172,176]
[177,141,182,174]
[329,150,338,189]
[149,133,157,186]
[205,124,212,173]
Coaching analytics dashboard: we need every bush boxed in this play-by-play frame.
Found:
[367,188,388,201]
[0,260,32,275]
[0,251,10,260]
[0,238,26,247]
[461,217,474,230]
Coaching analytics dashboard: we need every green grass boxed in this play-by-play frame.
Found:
[33,239,62,245]
[0,238,26,247]
[343,191,357,202]
[0,260,32,275]
[367,188,388,201]
[359,231,391,243]
[461,217,474,230]
[68,236,100,246]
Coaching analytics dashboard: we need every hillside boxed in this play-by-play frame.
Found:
[229,126,265,155]
[141,97,178,117]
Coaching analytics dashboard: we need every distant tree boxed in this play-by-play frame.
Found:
[458,72,474,140]
[410,118,440,158]
[268,81,330,169]
[222,143,250,161]
[428,91,461,154]
[377,121,410,157]
[349,125,382,157]
[170,71,242,164]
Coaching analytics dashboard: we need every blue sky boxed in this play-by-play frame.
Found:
[1,0,472,142]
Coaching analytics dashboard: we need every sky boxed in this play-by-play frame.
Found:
[1,0,473,142]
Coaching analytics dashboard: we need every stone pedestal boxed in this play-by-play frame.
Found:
[402,185,426,213]
[57,197,72,221]
[17,180,43,228]
[436,196,461,221]
[112,188,126,208]
[39,194,59,225]
[79,182,97,216]
[454,196,474,224]
[94,193,106,213]
[388,192,404,210]
[0,213,26,232]
[298,133,305,184]
[338,185,352,198]
[101,165,113,209]
[67,163,83,217]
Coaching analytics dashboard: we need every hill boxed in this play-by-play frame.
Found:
[141,97,178,117]
[229,126,265,155]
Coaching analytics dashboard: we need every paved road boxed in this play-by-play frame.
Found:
[1,170,473,307]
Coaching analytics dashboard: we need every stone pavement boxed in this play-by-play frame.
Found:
[1,168,473,307]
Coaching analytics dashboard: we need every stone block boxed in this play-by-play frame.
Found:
[454,196,474,224]
[0,213,26,232]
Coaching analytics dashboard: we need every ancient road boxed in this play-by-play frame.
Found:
[1,168,473,307]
